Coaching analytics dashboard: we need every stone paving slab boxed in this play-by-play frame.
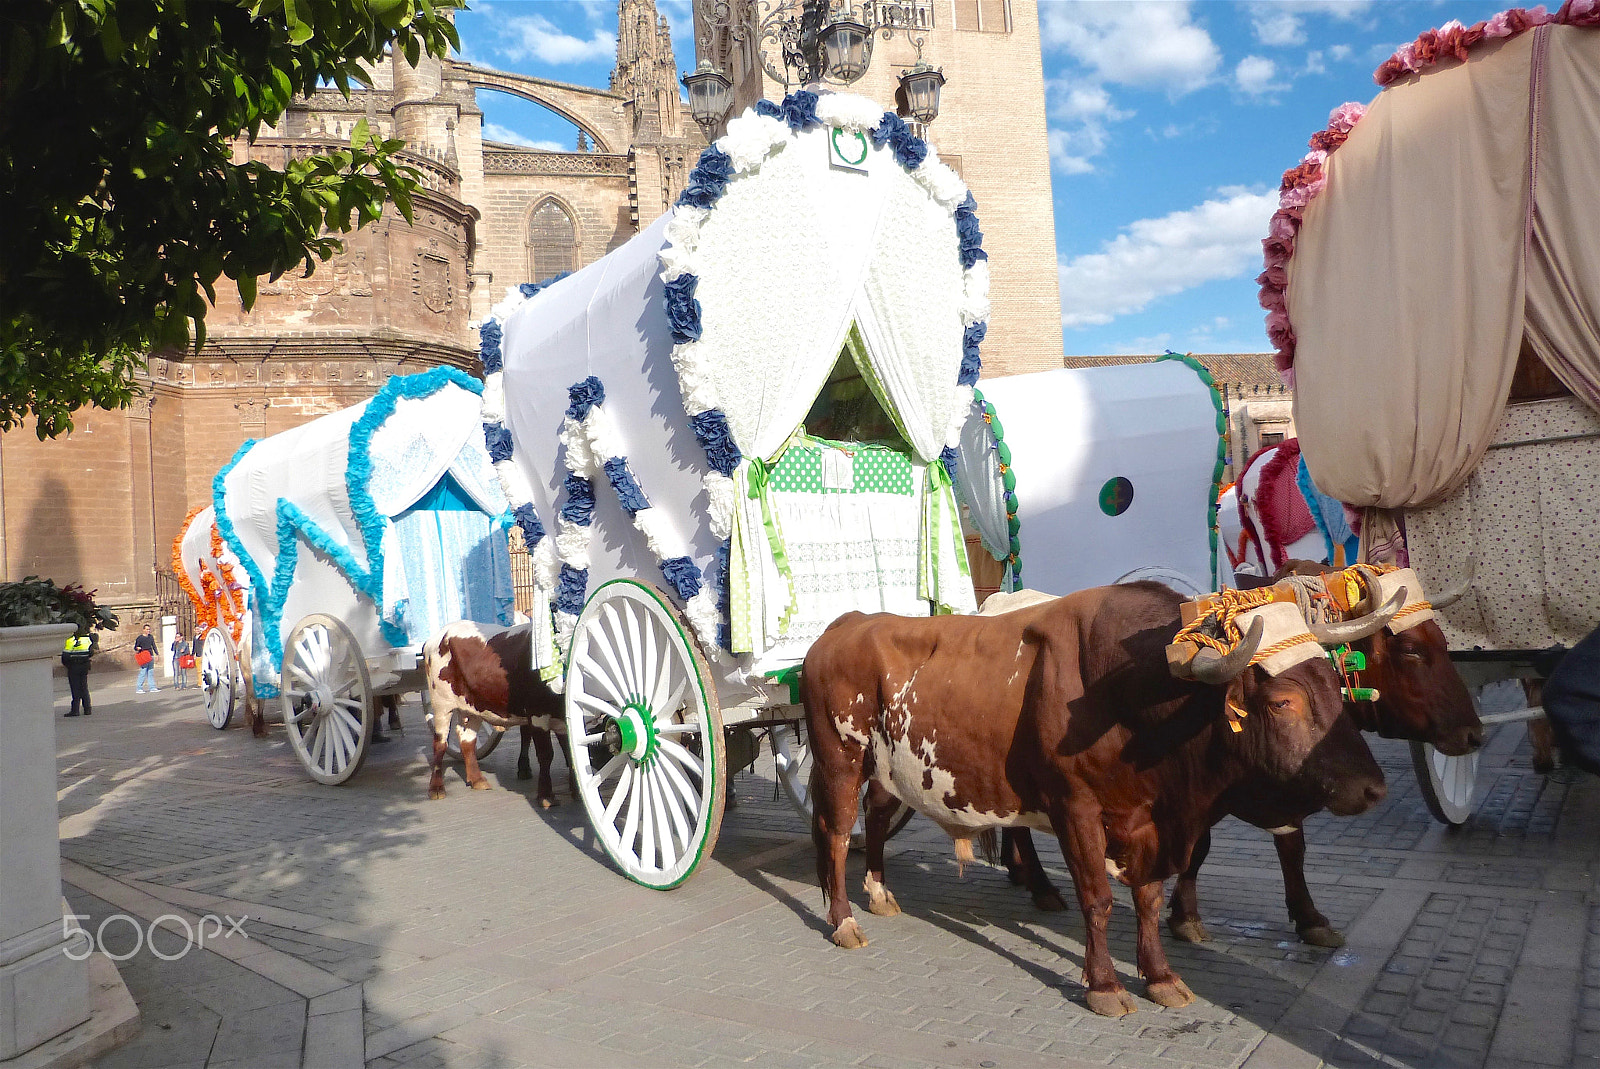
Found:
[47,674,1600,1068]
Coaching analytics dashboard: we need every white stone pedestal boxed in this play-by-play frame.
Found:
[0,624,90,1061]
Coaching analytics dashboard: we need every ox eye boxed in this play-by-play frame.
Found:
[1269,698,1294,712]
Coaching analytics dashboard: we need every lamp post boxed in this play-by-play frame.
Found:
[690,0,945,135]
[681,59,735,139]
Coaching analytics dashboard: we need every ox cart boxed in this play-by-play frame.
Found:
[173,367,518,784]
[480,90,1025,889]
[1266,9,1600,822]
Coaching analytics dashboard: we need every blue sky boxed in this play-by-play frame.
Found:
[454,0,1525,357]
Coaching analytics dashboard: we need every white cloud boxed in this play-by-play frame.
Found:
[1246,2,1373,51]
[1328,43,1352,62]
[1234,56,1287,96]
[1045,79,1132,174]
[491,13,615,65]
[1040,1,1221,96]
[1304,50,1327,75]
[1058,188,1280,328]
[483,123,566,152]
[1251,8,1306,47]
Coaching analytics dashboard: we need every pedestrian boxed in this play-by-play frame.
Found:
[191,627,207,689]
[133,623,159,693]
[61,630,96,717]
[1542,624,1600,777]
[171,633,192,689]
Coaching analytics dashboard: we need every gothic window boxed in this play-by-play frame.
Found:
[528,198,578,281]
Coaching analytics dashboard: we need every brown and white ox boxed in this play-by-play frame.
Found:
[801,582,1384,1017]
[423,621,572,805]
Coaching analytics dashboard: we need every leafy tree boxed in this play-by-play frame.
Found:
[0,0,462,437]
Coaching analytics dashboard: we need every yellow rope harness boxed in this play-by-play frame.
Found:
[1172,586,1279,655]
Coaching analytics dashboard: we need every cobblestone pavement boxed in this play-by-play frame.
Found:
[52,673,1600,1069]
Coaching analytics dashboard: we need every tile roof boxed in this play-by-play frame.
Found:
[1060,353,1285,389]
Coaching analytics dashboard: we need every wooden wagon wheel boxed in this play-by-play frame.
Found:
[279,614,373,785]
[565,580,725,890]
[444,721,504,761]
[770,722,915,846]
[1410,742,1478,825]
[200,626,239,730]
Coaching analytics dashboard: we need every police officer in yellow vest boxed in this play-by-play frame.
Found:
[61,631,95,717]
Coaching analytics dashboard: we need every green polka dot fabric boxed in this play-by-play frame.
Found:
[769,437,915,496]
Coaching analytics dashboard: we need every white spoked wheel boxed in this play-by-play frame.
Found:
[201,626,239,730]
[565,580,725,890]
[279,614,372,786]
[771,722,915,847]
[445,720,505,761]
[1411,741,1478,825]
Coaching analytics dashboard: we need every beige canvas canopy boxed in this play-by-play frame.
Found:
[1287,22,1600,508]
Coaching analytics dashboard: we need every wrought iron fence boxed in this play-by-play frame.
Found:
[153,566,197,637]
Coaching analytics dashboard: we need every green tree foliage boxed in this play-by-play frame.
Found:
[0,0,462,437]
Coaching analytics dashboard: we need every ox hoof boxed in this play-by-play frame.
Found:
[539,796,558,810]
[1146,978,1195,1009]
[868,891,901,918]
[469,779,493,792]
[1168,917,1211,944]
[517,767,533,781]
[1085,988,1138,1018]
[428,787,446,801]
[1032,890,1067,912]
[1298,925,1345,949]
[831,918,869,949]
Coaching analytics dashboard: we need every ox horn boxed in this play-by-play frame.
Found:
[1428,556,1476,609]
[1190,616,1266,685]
[1309,587,1407,645]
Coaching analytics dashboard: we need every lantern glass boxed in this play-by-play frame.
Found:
[899,64,945,125]
[821,15,871,83]
[680,62,733,128]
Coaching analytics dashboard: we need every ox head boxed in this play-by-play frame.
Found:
[1176,602,1385,817]
[1306,563,1482,756]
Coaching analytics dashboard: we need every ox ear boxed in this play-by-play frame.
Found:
[1221,669,1257,734]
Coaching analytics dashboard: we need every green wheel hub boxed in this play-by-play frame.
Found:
[613,703,657,763]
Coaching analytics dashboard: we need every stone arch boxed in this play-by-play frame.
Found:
[527,195,580,282]
[455,65,623,154]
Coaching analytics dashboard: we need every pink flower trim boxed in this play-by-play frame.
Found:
[1374,8,1560,87]
[1257,102,1362,378]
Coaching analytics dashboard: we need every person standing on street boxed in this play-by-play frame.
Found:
[62,630,95,717]
[191,627,207,689]
[171,633,190,688]
[134,623,159,693]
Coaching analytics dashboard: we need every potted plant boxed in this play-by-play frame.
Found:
[0,578,116,1058]
[0,575,119,633]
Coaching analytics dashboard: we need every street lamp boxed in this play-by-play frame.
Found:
[680,59,734,138]
[897,60,944,125]
[819,8,871,84]
[694,0,942,122]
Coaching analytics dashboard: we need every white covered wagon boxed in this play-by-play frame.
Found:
[175,367,516,784]
[479,91,1009,888]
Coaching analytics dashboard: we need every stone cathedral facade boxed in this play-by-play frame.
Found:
[0,0,1060,658]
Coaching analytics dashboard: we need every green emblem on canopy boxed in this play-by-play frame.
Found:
[1098,476,1134,517]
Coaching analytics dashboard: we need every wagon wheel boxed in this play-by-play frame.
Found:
[770,722,915,846]
[565,579,725,890]
[1410,742,1478,825]
[445,720,504,761]
[279,614,373,786]
[200,626,239,730]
